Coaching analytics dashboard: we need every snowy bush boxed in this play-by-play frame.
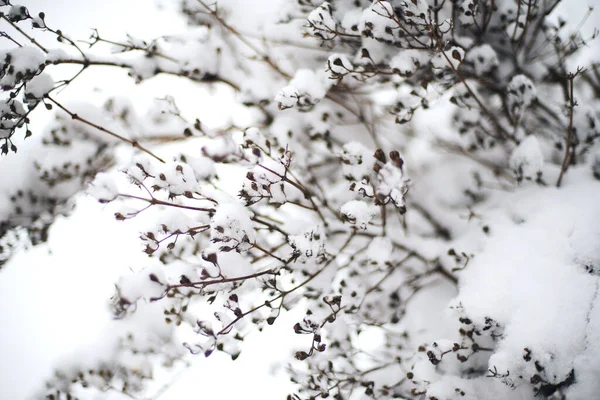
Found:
[0,0,600,399]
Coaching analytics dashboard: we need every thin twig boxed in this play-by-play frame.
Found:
[1,14,48,53]
[196,0,290,79]
[116,193,215,213]
[557,68,583,187]
[46,95,166,163]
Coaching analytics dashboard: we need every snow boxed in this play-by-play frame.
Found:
[290,69,330,99]
[466,44,499,76]
[151,161,201,195]
[509,135,544,182]
[287,225,327,267]
[390,49,429,76]
[507,74,536,118]
[8,4,30,22]
[1,0,600,399]
[340,8,362,33]
[340,141,374,180]
[0,46,45,89]
[117,263,168,303]
[432,46,465,71]
[88,172,119,203]
[307,2,337,41]
[398,0,429,25]
[276,69,332,111]
[451,178,600,397]
[45,48,69,63]
[327,54,353,78]
[366,236,393,265]
[185,155,216,181]
[359,2,396,41]
[340,200,377,230]
[211,201,255,251]
[376,162,409,209]
[275,85,299,110]
[24,72,54,102]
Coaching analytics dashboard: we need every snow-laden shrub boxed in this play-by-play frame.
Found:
[0,0,599,399]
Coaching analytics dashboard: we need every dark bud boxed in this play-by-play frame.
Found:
[202,253,217,265]
[534,360,544,372]
[295,351,309,360]
[293,322,302,334]
[389,150,403,169]
[427,351,440,365]
[523,348,532,362]
[374,148,386,163]
[452,49,462,62]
